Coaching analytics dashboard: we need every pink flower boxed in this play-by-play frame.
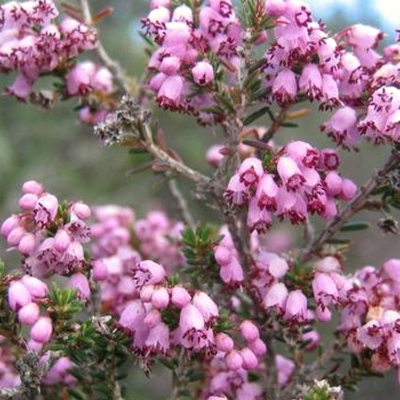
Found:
[192,61,214,85]
[225,349,243,370]
[68,273,91,299]
[119,300,146,331]
[272,69,298,106]
[321,106,360,146]
[1,215,20,237]
[263,282,288,311]
[157,75,185,110]
[277,156,305,191]
[192,292,219,323]
[145,322,170,354]
[34,193,58,226]
[66,62,93,95]
[179,304,205,335]
[18,193,39,211]
[240,347,259,370]
[283,290,308,323]
[22,181,44,195]
[312,272,338,308]
[299,64,323,100]
[135,260,166,288]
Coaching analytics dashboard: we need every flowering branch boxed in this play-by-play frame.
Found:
[140,120,211,186]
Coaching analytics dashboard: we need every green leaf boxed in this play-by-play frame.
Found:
[280,121,299,128]
[243,106,271,125]
[325,238,352,245]
[67,388,86,400]
[160,357,177,370]
[340,221,371,232]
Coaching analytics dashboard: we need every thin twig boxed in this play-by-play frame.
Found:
[166,176,196,229]
[261,107,289,144]
[141,122,210,186]
[79,0,131,93]
[300,150,400,263]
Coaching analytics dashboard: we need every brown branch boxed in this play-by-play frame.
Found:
[140,122,210,186]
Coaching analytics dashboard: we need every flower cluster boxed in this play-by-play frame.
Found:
[118,259,219,355]
[224,141,357,232]
[336,259,400,382]
[90,205,184,314]
[263,0,341,109]
[135,210,184,271]
[65,61,114,124]
[5,275,77,387]
[143,0,241,116]
[1,181,91,277]
[0,0,97,98]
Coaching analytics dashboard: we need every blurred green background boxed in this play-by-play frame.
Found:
[1,0,400,398]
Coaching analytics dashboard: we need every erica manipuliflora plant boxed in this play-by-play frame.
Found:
[2,0,400,399]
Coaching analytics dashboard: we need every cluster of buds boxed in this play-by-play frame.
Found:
[117,258,275,398]
[118,259,219,355]
[143,0,241,117]
[135,210,184,271]
[65,61,115,124]
[0,0,97,98]
[1,181,91,277]
[252,249,316,328]
[263,0,400,149]
[224,141,357,232]
[90,205,184,314]
[318,22,400,147]
[7,276,50,349]
[263,0,341,109]
[213,226,245,285]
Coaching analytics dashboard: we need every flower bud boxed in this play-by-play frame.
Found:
[240,320,260,342]
[22,180,44,195]
[21,275,48,298]
[192,61,214,85]
[68,273,91,299]
[18,302,40,325]
[226,350,243,370]
[215,332,234,352]
[18,193,38,210]
[240,347,259,370]
[30,317,53,343]
[8,281,32,311]
[54,229,71,253]
[151,287,170,309]
[171,286,191,308]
